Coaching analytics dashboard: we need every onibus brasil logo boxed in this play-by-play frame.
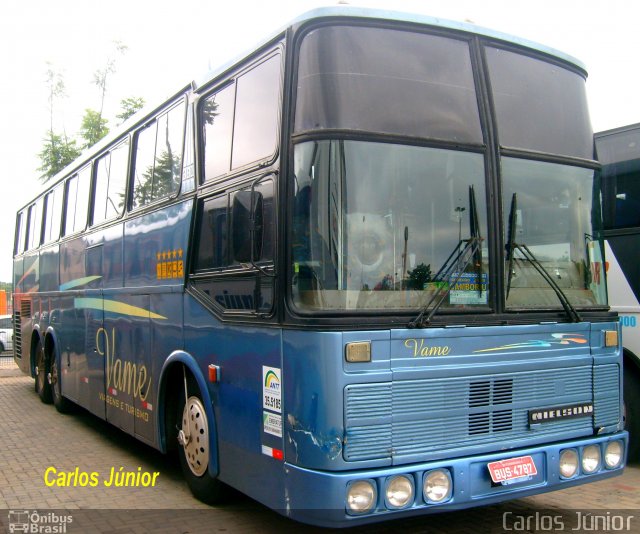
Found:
[8,510,72,533]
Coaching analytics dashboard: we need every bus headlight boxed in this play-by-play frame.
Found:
[581,445,601,474]
[559,449,579,478]
[604,441,624,468]
[423,469,452,503]
[385,475,414,509]
[346,480,376,514]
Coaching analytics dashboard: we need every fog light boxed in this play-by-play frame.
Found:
[346,480,376,514]
[604,441,623,469]
[423,469,452,503]
[385,475,414,509]
[582,445,601,474]
[559,449,579,478]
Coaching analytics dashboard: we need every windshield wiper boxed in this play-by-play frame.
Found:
[504,193,582,323]
[409,186,483,329]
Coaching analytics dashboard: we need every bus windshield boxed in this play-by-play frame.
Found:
[291,141,488,311]
[291,23,607,314]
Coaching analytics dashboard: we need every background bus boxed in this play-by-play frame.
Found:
[595,123,640,460]
[12,7,626,527]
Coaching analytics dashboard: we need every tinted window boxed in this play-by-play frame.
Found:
[63,175,79,236]
[133,103,184,208]
[26,199,43,250]
[15,211,25,254]
[194,179,274,272]
[43,184,63,243]
[74,166,91,233]
[64,166,91,236]
[93,140,129,225]
[202,84,235,180]
[597,129,640,229]
[232,55,281,169]
[295,26,482,143]
[486,47,592,159]
[196,195,228,270]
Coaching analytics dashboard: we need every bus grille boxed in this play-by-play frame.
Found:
[344,366,593,462]
[593,364,620,429]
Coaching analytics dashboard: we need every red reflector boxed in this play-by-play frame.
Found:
[208,364,219,383]
[272,448,284,461]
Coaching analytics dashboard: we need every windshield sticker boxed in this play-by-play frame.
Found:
[474,333,587,353]
[449,272,488,305]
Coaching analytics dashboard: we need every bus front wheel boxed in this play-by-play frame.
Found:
[34,339,52,404]
[177,384,222,504]
[624,366,640,463]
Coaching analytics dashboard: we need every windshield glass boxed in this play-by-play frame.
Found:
[502,157,607,308]
[291,140,489,312]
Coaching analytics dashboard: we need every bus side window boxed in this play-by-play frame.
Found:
[26,199,43,250]
[43,184,63,243]
[14,211,25,255]
[231,54,281,170]
[201,84,235,181]
[63,175,79,236]
[93,139,129,225]
[75,166,91,234]
[195,194,229,271]
[132,103,185,209]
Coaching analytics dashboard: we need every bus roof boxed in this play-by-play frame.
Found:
[288,6,586,71]
[27,5,586,206]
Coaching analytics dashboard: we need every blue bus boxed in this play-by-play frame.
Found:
[595,123,640,461]
[12,7,626,527]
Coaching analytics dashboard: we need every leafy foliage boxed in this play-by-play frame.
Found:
[407,262,433,290]
[116,97,145,124]
[79,109,109,149]
[38,133,81,180]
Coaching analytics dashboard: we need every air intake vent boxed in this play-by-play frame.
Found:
[13,309,22,358]
[468,379,513,435]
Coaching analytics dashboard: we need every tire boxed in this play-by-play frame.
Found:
[624,365,640,463]
[176,376,222,504]
[50,346,73,414]
[34,338,52,404]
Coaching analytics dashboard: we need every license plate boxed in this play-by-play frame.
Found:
[488,455,537,484]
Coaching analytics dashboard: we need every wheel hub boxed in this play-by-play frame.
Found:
[180,396,209,477]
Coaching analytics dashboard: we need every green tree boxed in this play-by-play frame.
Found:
[116,96,145,124]
[38,64,80,181]
[407,263,433,290]
[79,109,109,149]
[38,133,81,180]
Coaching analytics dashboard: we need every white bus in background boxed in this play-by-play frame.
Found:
[596,123,640,461]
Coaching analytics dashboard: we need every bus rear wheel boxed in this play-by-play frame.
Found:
[34,339,52,404]
[177,386,222,504]
[50,347,73,413]
[624,366,640,463]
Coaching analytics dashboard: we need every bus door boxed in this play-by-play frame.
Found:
[102,295,152,440]
[78,242,106,419]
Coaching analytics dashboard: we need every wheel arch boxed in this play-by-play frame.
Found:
[29,326,43,378]
[157,351,219,478]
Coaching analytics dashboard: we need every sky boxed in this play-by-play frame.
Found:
[1,0,639,283]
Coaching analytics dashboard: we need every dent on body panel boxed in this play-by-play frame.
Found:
[283,331,345,467]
